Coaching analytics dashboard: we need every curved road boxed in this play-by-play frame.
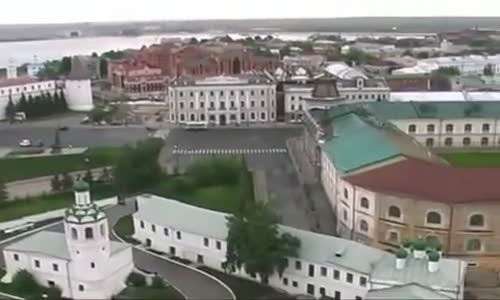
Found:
[0,199,233,300]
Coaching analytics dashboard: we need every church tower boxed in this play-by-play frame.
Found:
[64,180,111,281]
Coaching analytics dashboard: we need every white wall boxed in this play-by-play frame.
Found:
[0,80,57,119]
[64,79,94,112]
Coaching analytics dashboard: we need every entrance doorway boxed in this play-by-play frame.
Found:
[219,115,227,126]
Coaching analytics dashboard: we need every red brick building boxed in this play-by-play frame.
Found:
[385,74,432,92]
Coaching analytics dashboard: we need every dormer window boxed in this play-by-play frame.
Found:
[356,78,364,89]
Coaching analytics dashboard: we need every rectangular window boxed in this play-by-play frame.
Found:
[333,269,340,280]
[306,284,315,295]
[200,102,204,108]
[164,228,169,236]
[360,276,367,287]
[334,291,341,300]
[283,277,288,285]
[347,272,353,283]
[151,225,156,232]
[53,263,59,272]
[321,266,327,276]
[177,231,182,240]
[204,237,209,247]
[308,264,315,277]
[216,241,222,250]
[200,92,204,97]
[190,102,194,109]
[292,281,298,288]
[179,92,184,97]
[261,90,265,96]
[34,260,40,268]
[170,247,176,256]
[240,101,245,108]
[320,287,326,297]
[295,260,302,270]
[78,284,84,292]
[140,221,144,228]
[48,281,55,287]
[90,262,95,269]
[13,254,19,261]
[260,100,265,107]
[251,101,255,107]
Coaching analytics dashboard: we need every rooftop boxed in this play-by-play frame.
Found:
[344,157,500,203]
[325,62,368,80]
[172,74,274,86]
[0,76,41,88]
[366,283,452,300]
[4,230,130,260]
[134,195,465,291]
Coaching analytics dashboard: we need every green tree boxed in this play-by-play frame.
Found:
[126,272,146,287]
[5,96,17,122]
[51,175,62,192]
[434,66,460,76]
[60,56,72,75]
[343,48,372,66]
[484,64,494,76]
[61,173,74,190]
[59,90,67,111]
[17,93,28,113]
[0,181,8,202]
[84,169,93,185]
[151,275,166,289]
[99,58,108,78]
[114,139,164,193]
[12,270,40,293]
[99,167,112,183]
[224,203,301,284]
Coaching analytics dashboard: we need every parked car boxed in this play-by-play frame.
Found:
[33,140,44,147]
[80,116,90,124]
[19,139,32,147]
[58,125,69,131]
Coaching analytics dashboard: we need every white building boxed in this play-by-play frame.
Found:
[167,74,276,126]
[132,194,466,300]
[2,181,134,300]
[393,55,500,76]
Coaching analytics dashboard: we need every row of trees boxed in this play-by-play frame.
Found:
[50,168,113,192]
[5,91,68,121]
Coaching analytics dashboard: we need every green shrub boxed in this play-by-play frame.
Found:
[171,177,194,195]
[150,275,166,289]
[428,251,440,262]
[44,286,62,299]
[401,239,412,249]
[187,158,241,187]
[413,239,427,251]
[127,272,146,287]
[395,248,408,259]
[12,270,40,293]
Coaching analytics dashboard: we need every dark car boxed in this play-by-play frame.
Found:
[33,140,44,147]
[58,126,69,131]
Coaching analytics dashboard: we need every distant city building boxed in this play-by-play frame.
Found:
[133,195,466,300]
[282,55,326,70]
[393,55,500,76]
[385,74,432,92]
[27,55,44,77]
[167,74,276,126]
[2,181,133,299]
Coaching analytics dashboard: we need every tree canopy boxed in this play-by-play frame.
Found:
[434,66,461,76]
[224,203,301,284]
[5,96,16,122]
[0,181,7,202]
[343,48,373,66]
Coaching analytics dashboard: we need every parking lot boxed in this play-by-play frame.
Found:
[161,127,316,231]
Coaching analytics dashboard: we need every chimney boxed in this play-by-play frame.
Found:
[427,251,440,273]
[395,249,408,270]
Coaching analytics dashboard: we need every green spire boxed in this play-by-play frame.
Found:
[73,180,90,192]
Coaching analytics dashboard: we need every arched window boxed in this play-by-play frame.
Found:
[463,137,471,146]
[466,239,482,252]
[343,188,349,199]
[71,228,78,240]
[388,206,401,219]
[469,214,484,227]
[482,123,490,133]
[190,114,195,121]
[445,137,453,146]
[427,124,435,133]
[426,211,442,225]
[360,197,369,209]
[200,114,205,121]
[387,230,400,243]
[408,124,416,133]
[100,224,106,237]
[481,137,489,146]
[445,124,454,133]
[464,124,472,132]
[360,220,369,232]
[85,227,94,240]
[425,138,434,147]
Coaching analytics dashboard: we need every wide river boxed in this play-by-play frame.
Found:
[0,31,434,67]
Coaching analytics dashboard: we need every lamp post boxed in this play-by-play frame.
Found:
[173,145,179,174]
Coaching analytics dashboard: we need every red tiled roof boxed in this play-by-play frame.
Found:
[344,157,500,203]
[0,77,39,88]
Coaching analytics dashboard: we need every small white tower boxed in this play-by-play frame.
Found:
[64,180,111,282]
[64,57,94,111]
[6,58,17,79]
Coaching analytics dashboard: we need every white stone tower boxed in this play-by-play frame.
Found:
[6,58,17,79]
[64,180,111,282]
[64,57,94,111]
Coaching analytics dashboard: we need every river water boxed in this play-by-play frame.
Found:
[0,31,434,67]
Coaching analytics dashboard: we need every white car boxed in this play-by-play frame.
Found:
[19,139,32,147]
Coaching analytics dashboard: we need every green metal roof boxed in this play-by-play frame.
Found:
[363,101,500,120]
[320,113,401,173]
[73,180,90,192]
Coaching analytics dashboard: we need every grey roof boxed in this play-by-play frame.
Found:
[366,283,452,300]
[134,194,465,292]
[4,230,130,260]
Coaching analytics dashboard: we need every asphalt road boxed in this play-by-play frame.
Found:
[0,127,150,147]
[162,128,311,231]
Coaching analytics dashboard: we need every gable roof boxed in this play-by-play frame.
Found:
[344,157,500,203]
[134,194,465,292]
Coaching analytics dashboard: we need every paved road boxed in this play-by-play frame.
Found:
[161,128,311,231]
[0,201,233,300]
[0,127,150,147]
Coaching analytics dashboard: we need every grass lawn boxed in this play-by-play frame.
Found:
[116,286,185,300]
[114,215,141,245]
[198,267,295,300]
[441,152,500,167]
[0,147,124,182]
[0,184,116,223]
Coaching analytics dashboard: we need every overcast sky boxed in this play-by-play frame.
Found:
[1,0,499,24]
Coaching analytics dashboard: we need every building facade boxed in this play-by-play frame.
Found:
[310,102,500,270]
[2,181,133,299]
[167,74,277,126]
[133,195,466,300]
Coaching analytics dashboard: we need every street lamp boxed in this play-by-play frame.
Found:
[173,145,179,175]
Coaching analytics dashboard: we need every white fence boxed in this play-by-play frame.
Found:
[0,197,118,231]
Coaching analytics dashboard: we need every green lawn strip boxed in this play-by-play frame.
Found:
[0,269,59,300]
[0,184,116,223]
[441,152,500,167]
[0,147,124,182]
[198,267,294,300]
[116,286,185,300]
